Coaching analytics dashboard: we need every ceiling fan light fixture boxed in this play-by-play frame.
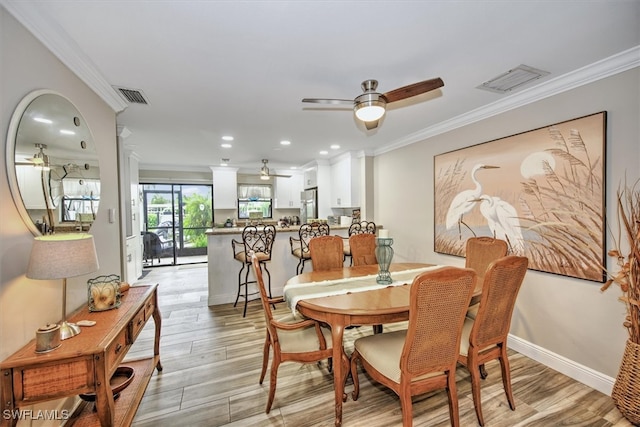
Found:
[354,93,386,122]
[32,143,50,169]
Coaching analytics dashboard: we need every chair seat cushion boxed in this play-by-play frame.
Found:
[343,243,351,256]
[466,302,479,319]
[354,330,444,383]
[459,317,497,357]
[275,313,333,353]
[291,248,311,259]
[235,251,270,263]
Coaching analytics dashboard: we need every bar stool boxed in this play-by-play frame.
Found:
[232,225,276,317]
[289,223,330,274]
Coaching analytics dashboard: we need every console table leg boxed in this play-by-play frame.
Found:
[152,293,163,372]
[94,355,115,427]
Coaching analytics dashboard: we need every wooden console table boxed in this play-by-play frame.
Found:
[0,285,162,427]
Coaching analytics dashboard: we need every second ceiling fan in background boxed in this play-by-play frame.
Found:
[302,77,444,130]
[258,159,290,180]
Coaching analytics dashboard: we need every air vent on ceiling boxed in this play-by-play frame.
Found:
[477,65,550,94]
[113,86,149,104]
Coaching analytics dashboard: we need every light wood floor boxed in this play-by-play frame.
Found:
[128,264,632,427]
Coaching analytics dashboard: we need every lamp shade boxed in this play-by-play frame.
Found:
[27,234,99,280]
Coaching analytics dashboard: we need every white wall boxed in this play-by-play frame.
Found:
[0,7,120,359]
[374,68,640,386]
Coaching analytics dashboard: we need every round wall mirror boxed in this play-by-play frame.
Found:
[6,90,100,235]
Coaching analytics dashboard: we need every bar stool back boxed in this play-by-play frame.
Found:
[289,223,330,274]
[232,225,276,317]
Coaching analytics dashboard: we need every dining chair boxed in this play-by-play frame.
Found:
[309,235,345,271]
[458,255,528,427]
[289,223,330,274]
[231,225,276,317]
[350,266,477,427]
[141,231,163,265]
[343,220,377,265]
[349,233,377,266]
[464,237,508,319]
[250,254,333,414]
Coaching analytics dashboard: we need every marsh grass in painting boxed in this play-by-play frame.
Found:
[434,112,606,282]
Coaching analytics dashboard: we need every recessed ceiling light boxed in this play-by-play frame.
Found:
[221,143,232,148]
[280,140,291,146]
[222,135,234,141]
[330,144,340,150]
[319,150,328,155]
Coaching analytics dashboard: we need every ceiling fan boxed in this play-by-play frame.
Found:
[258,159,291,180]
[15,143,51,167]
[302,77,444,130]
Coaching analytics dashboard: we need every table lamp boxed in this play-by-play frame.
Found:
[26,234,99,340]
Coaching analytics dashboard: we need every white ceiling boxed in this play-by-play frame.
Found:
[4,1,639,175]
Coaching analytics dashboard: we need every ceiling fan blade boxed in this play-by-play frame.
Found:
[302,98,353,105]
[382,77,444,103]
[364,120,380,130]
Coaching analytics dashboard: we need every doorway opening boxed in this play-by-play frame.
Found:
[141,183,212,267]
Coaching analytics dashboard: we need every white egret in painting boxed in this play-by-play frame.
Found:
[445,164,500,234]
[472,194,525,254]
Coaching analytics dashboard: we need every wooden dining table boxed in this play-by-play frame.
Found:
[283,263,483,427]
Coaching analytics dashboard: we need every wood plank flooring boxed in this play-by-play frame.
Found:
[127,264,633,427]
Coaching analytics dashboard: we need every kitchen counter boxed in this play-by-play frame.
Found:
[205,224,354,235]
[206,223,383,307]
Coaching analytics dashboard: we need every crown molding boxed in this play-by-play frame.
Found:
[376,45,640,156]
[2,0,128,112]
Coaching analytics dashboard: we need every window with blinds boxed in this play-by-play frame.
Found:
[237,184,272,219]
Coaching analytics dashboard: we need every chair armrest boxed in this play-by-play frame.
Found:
[271,318,318,331]
[267,296,285,305]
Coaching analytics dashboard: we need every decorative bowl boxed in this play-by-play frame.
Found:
[79,366,135,402]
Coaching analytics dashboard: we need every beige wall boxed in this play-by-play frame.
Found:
[0,8,120,359]
[374,68,640,381]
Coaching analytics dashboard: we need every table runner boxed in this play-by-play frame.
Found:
[283,265,443,316]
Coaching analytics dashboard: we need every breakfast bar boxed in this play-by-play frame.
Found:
[206,225,357,306]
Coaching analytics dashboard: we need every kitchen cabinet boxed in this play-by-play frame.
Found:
[303,167,317,189]
[212,167,238,209]
[274,171,303,209]
[330,153,360,208]
[15,166,47,209]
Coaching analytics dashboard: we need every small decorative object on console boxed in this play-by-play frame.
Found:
[88,274,122,312]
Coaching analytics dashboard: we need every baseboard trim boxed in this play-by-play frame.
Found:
[508,334,615,395]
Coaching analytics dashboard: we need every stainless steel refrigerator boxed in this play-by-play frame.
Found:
[300,188,318,224]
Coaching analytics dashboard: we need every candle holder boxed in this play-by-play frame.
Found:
[375,237,394,284]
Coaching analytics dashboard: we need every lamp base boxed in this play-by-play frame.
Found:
[59,321,81,340]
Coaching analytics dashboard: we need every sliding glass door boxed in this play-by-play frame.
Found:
[141,183,212,267]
